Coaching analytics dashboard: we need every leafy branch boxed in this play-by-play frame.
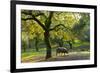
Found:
[21,11,47,31]
[50,24,67,31]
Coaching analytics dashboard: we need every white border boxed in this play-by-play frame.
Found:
[16,4,94,69]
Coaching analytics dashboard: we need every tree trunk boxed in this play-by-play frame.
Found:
[22,41,26,52]
[44,31,52,59]
[68,41,72,49]
[24,43,27,52]
[26,33,29,51]
[59,39,63,47]
[35,37,39,52]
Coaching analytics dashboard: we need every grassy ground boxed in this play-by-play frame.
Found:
[21,48,90,63]
[21,42,90,63]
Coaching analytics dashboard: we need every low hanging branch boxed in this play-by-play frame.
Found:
[21,11,47,18]
[22,11,47,31]
[32,15,47,31]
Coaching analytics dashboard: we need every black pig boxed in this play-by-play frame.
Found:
[56,47,68,56]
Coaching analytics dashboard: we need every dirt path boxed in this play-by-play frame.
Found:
[21,56,45,63]
[22,52,90,63]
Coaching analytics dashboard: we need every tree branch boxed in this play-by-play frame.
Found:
[35,13,47,19]
[22,11,47,18]
[21,11,47,31]
[49,24,66,31]
[32,15,47,30]
[22,11,32,16]
[21,18,33,21]
[45,12,54,28]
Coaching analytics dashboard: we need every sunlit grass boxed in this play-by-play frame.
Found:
[21,47,90,62]
[22,48,46,57]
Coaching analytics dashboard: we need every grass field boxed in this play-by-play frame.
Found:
[21,47,90,63]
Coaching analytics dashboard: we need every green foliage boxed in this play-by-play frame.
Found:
[21,9,90,59]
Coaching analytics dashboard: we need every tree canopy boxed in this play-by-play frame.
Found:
[21,10,90,59]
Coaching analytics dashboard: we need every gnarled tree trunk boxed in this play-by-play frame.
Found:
[44,31,52,59]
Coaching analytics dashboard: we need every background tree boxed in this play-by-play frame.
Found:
[72,13,90,41]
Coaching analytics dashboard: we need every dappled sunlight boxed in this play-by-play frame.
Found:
[21,10,90,63]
